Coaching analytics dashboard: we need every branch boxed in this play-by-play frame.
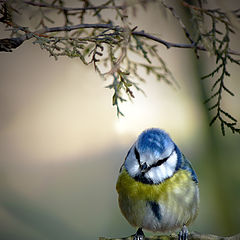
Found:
[181,1,233,26]
[23,0,159,12]
[1,0,239,126]
[0,23,117,51]
[132,31,240,55]
[161,0,194,45]
[0,37,23,52]
[1,23,240,56]
[28,23,117,37]
[24,1,125,11]
[99,232,240,240]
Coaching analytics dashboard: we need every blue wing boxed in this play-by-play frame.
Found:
[181,154,198,183]
[175,144,198,183]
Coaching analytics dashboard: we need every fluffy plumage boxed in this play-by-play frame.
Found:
[116,128,199,235]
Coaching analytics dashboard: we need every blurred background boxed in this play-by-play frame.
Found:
[0,1,240,240]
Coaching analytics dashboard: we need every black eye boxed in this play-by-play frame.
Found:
[134,147,141,164]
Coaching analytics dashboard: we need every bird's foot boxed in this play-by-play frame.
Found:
[133,228,145,240]
[178,225,188,240]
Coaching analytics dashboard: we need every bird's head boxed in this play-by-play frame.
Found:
[124,128,179,184]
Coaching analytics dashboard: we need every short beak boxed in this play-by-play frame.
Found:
[140,162,148,173]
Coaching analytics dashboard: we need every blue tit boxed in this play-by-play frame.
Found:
[116,128,199,240]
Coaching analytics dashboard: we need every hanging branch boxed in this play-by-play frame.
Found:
[0,0,239,134]
[183,1,240,135]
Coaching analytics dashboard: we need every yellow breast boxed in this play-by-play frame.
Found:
[116,168,194,202]
[116,168,199,231]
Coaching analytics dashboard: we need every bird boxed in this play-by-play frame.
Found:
[116,128,199,240]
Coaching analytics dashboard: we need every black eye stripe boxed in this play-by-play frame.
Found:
[146,149,175,171]
[134,147,141,165]
[150,156,169,168]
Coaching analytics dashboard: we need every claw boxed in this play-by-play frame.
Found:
[133,228,145,240]
[178,225,188,240]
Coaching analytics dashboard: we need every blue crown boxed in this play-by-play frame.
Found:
[136,128,174,155]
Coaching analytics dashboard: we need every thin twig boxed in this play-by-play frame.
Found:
[24,1,124,11]
[132,30,240,55]
[181,1,232,25]
[161,0,194,44]
[23,0,157,12]
[23,23,118,40]
[35,23,116,34]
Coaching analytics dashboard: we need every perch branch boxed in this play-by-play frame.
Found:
[99,232,240,240]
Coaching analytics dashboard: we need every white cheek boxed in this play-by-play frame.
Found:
[125,159,140,176]
[165,151,177,169]
[124,148,141,177]
[132,162,140,175]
